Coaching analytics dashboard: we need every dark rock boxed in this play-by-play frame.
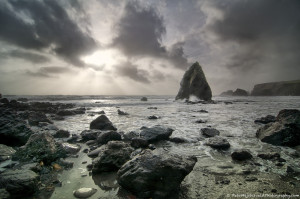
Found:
[256,109,300,147]
[83,148,89,153]
[67,134,80,143]
[257,152,280,160]
[80,130,100,141]
[61,143,81,154]
[195,119,207,123]
[148,115,159,119]
[97,131,121,145]
[123,131,139,141]
[169,137,186,143]
[251,80,300,96]
[90,115,117,131]
[53,130,70,138]
[0,144,16,162]
[232,88,248,96]
[0,169,39,196]
[117,149,197,198]
[224,101,233,105]
[92,141,134,173]
[73,188,97,198]
[147,107,157,109]
[141,97,148,101]
[175,62,212,101]
[231,150,253,161]
[73,107,86,114]
[245,176,258,181]
[255,115,276,124]
[131,138,149,148]
[87,147,102,158]
[13,132,66,164]
[220,90,234,96]
[0,98,9,104]
[51,114,64,121]
[117,109,129,115]
[197,109,208,113]
[86,140,96,146]
[201,128,220,137]
[205,137,230,150]
[140,125,174,143]
[56,110,75,116]
[28,112,52,126]
[57,158,74,168]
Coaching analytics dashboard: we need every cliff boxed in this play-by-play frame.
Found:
[251,80,300,96]
[176,62,212,101]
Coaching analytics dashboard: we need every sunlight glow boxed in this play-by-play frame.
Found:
[81,49,126,67]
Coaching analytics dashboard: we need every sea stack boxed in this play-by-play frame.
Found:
[176,62,212,101]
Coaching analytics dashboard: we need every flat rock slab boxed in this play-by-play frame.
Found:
[205,137,230,150]
[201,128,220,137]
[140,125,174,143]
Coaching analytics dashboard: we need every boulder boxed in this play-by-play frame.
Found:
[256,109,300,147]
[141,97,148,101]
[148,115,159,119]
[13,132,66,164]
[140,125,174,143]
[0,98,9,104]
[92,141,134,173]
[117,149,197,198]
[205,136,230,150]
[169,137,187,143]
[201,128,220,137]
[232,88,248,96]
[0,169,39,196]
[80,130,100,141]
[97,131,121,145]
[231,150,253,161]
[175,62,212,101]
[117,109,129,115]
[61,143,81,154]
[73,187,97,198]
[53,130,70,138]
[123,131,139,141]
[28,112,53,126]
[0,144,16,162]
[131,138,149,148]
[90,115,117,131]
[254,115,276,124]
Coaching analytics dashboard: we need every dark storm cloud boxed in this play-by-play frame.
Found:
[116,61,150,84]
[112,2,188,70]
[0,50,50,64]
[25,66,72,78]
[0,0,97,67]
[208,0,300,72]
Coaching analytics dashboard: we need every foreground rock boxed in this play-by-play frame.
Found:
[176,62,212,101]
[140,125,174,143]
[80,130,100,141]
[73,187,97,198]
[90,115,117,131]
[14,132,66,164]
[53,129,70,138]
[0,169,39,196]
[118,150,197,198]
[205,136,230,150]
[28,112,52,126]
[251,80,300,96]
[97,131,122,145]
[256,109,300,147]
[201,128,220,137]
[0,144,16,162]
[231,150,253,161]
[92,141,134,173]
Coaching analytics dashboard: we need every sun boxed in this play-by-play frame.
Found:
[81,49,125,67]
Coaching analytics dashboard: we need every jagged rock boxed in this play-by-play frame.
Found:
[92,141,134,173]
[255,115,276,124]
[13,132,66,164]
[53,130,70,138]
[231,150,253,161]
[201,128,220,137]
[232,88,248,96]
[0,144,16,162]
[141,97,148,101]
[117,109,129,115]
[90,115,117,131]
[256,109,300,147]
[251,80,300,96]
[73,187,97,198]
[140,125,173,143]
[205,136,230,150]
[131,138,149,148]
[0,169,39,196]
[117,149,197,198]
[80,130,100,141]
[96,131,121,145]
[175,62,212,101]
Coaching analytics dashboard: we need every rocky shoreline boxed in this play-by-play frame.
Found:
[0,96,299,199]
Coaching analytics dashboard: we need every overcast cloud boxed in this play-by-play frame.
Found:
[0,0,299,95]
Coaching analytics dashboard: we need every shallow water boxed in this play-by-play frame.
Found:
[8,95,300,198]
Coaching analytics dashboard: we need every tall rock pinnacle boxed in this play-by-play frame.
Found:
[176,62,212,101]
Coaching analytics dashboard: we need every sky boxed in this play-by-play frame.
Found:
[0,0,299,95]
